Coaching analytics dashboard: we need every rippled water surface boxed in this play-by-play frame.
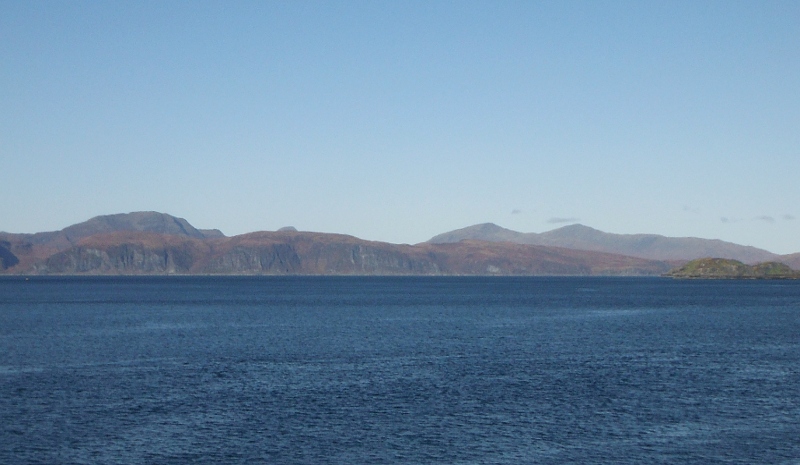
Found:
[1,277,799,464]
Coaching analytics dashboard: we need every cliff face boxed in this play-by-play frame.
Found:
[8,229,672,276]
[16,211,794,276]
[204,233,442,275]
[34,233,212,274]
[25,231,443,275]
[206,244,303,274]
[40,246,187,274]
[1,212,219,273]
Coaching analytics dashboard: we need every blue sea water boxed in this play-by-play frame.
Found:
[1,276,799,464]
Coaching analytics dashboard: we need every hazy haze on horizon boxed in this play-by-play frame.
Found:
[2,1,799,253]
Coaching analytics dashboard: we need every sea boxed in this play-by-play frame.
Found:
[1,276,798,464]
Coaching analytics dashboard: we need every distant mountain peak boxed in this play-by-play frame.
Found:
[427,223,520,244]
[546,223,595,233]
[1,213,798,275]
[428,222,780,263]
[460,223,513,235]
[61,212,206,242]
[555,223,593,231]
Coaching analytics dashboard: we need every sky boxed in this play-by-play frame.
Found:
[2,1,799,253]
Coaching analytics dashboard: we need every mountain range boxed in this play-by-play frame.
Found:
[428,222,793,264]
[1,212,797,275]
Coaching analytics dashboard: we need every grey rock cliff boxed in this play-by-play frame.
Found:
[37,243,199,274]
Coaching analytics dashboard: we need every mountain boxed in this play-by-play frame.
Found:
[1,212,671,276]
[58,211,214,240]
[415,240,670,276]
[28,231,671,276]
[429,223,780,264]
[779,253,800,270]
[427,223,525,244]
[0,212,223,271]
[666,258,800,279]
[198,229,226,239]
[2,213,797,275]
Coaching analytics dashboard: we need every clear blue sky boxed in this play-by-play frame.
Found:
[2,1,799,253]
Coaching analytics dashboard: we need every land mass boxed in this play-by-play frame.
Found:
[666,258,800,279]
[1,212,797,276]
[429,223,785,264]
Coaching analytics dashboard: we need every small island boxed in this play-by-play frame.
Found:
[666,258,800,279]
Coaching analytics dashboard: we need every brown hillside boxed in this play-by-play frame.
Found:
[20,229,672,276]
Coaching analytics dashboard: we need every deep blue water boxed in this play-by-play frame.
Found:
[1,276,799,464]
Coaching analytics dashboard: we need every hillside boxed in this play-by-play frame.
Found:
[3,212,797,276]
[429,223,782,264]
[666,258,800,279]
[0,212,224,271]
[779,253,800,270]
[1,213,672,276]
[19,230,672,276]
